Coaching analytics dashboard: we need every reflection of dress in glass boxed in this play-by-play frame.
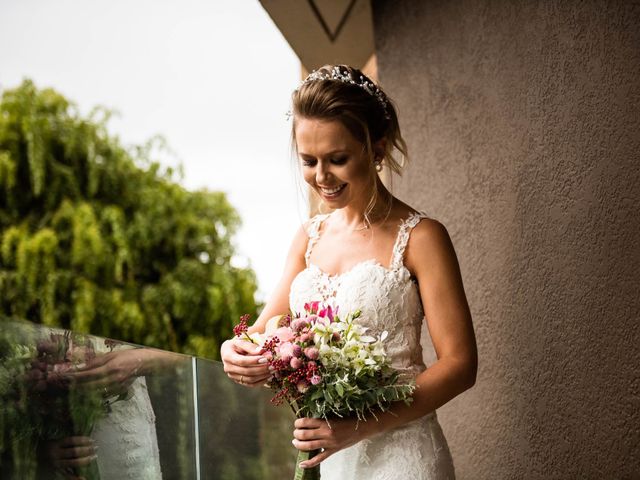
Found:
[91,351,163,479]
[289,212,456,480]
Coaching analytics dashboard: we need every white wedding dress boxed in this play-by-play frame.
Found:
[289,212,456,480]
[91,347,163,479]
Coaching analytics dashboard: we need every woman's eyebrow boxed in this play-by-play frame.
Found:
[299,149,349,157]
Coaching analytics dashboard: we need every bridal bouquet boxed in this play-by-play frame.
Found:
[234,302,416,480]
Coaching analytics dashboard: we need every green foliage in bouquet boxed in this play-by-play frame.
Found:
[293,310,415,421]
[0,80,259,359]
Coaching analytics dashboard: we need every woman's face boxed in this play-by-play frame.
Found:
[295,118,374,210]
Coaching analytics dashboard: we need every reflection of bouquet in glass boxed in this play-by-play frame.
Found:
[235,302,416,480]
[27,332,105,431]
[0,330,117,480]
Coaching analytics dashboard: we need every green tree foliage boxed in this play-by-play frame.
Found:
[0,80,259,359]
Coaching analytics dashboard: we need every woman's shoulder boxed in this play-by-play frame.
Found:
[409,216,449,244]
[391,202,452,268]
[404,216,456,275]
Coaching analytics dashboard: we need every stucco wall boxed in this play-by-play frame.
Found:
[372,1,639,478]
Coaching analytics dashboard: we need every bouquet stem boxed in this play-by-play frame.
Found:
[293,449,321,480]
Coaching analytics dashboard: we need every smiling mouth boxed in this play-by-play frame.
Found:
[319,184,347,196]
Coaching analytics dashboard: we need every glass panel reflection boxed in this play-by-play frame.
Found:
[0,318,295,479]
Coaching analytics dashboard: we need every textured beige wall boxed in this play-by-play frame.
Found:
[372,1,640,478]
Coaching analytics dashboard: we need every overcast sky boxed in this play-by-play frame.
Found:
[0,0,305,301]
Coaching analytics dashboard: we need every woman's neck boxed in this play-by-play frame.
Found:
[336,181,393,231]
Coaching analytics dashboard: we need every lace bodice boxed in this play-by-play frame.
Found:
[289,211,456,479]
[290,211,429,377]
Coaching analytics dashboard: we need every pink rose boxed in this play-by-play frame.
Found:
[274,327,295,343]
[290,357,302,369]
[278,342,294,362]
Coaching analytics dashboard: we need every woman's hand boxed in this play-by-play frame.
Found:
[220,338,270,387]
[43,436,97,479]
[68,349,144,397]
[292,417,366,469]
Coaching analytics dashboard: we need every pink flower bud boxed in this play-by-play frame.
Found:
[299,333,310,343]
[290,357,302,369]
[305,301,320,314]
[291,319,310,332]
[292,344,302,357]
[310,375,322,385]
[326,305,335,321]
[304,347,319,360]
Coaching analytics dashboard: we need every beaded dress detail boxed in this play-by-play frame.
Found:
[290,212,455,480]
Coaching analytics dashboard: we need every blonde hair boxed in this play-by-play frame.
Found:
[291,65,408,224]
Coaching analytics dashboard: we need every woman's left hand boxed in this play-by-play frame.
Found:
[292,417,367,469]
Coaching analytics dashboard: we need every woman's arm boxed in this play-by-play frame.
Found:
[294,218,477,467]
[221,224,309,386]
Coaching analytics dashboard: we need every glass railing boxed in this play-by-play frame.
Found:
[0,318,296,479]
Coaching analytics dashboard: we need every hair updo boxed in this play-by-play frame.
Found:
[291,64,408,176]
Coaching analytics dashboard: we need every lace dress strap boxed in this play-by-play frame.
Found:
[304,214,331,267]
[390,211,429,271]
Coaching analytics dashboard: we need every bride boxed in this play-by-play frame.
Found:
[221,64,477,479]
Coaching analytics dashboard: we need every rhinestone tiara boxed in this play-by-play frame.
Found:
[298,66,391,120]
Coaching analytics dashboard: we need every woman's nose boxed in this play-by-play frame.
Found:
[315,161,330,184]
